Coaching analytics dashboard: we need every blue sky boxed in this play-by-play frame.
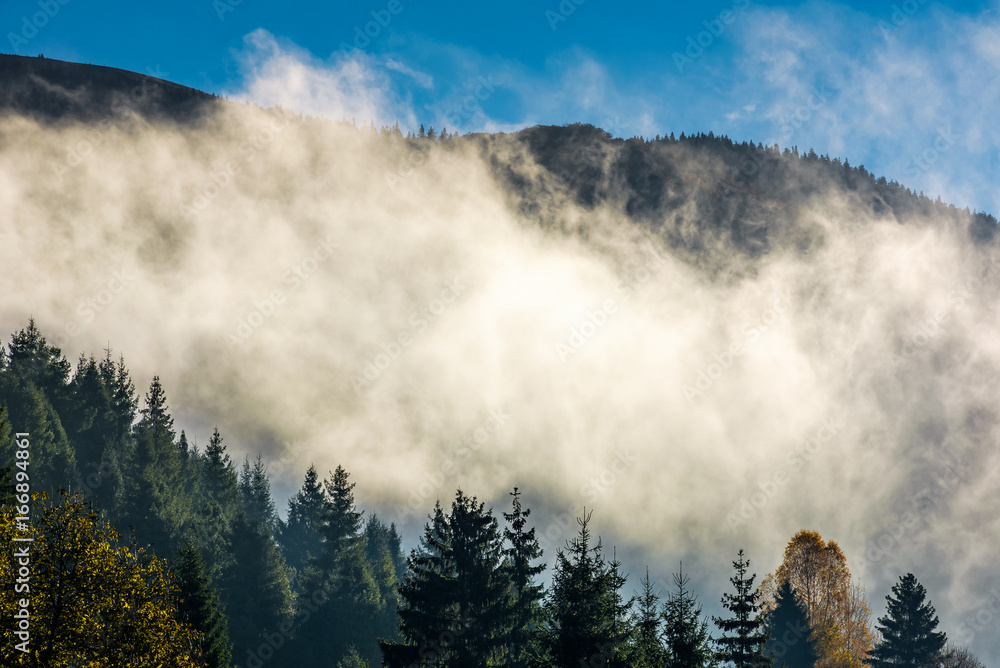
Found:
[3,0,999,214]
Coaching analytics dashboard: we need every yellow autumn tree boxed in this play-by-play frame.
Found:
[0,490,206,667]
[761,530,873,668]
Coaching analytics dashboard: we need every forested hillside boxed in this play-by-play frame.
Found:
[1,54,998,668]
[0,321,987,667]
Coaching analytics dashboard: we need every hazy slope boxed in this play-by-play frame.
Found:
[1,56,998,662]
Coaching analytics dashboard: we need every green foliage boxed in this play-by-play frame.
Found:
[629,567,667,667]
[0,365,78,494]
[865,573,946,668]
[279,463,327,575]
[503,486,546,667]
[241,452,279,536]
[118,376,188,553]
[764,579,817,668]
[282,464,387,667]
[337,645,372,668]
[664,563,715,668]
[174,542,233,668]
[714,550,769,668]
[224,457,294,661]
[543,509,633,667]
[385,490,512,667]
[0,490,205,667]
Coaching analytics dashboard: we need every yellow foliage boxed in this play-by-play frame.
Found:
[0,491,206,667]
[762,530,874,668]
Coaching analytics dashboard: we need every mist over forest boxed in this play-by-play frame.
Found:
[0,48,998,667]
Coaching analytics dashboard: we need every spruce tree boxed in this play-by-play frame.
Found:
[381,501,454,667]
[0,404,13,507]
[62,355,114,477]
[447,489,510,665]
[0,367,78,494]
[502,486,546,667]
[764,580,817,668]
[663,563,714,668]
[279,463,327,574]
[603,549,635,667]
[197,427,241,579]
[174,543,233,668]
[285,465,383,667]
[363,514,405,643]
[5,318,72,415]
[223,468,294,664]
[240,453,279,537]
[384,491,511,666]
[630,567,667,667]
[714,550,769,668]
[119,376,189,553]
[866,573,946,668]
[544,510,630,667]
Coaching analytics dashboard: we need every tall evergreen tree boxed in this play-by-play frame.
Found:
[714,550,769,668]
[446,489,510,665]
[384,491,511,667]
[196,427,241,580]
[223,493,294,664]
[240,453,279,537]
[0,366,78,494]
[279,464,328,575]
[323,464,364,550]
[764,580,817,668]
[865,574,946,668]
[174,543,233,668]
[363,514,406,644]
[120,376,186,553]
[502,486,546,667]
[381,501,454,667]
[284,465,383,667]
[543,510,631,668]
[630,567,667,667]
[663,563,714,668]
[62,355,114,477]
[5,318,72,415]
[0,404,13,507]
